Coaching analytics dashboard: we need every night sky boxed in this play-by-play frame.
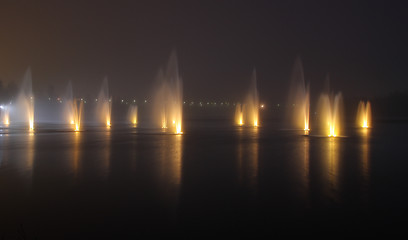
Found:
[0,0,407,103]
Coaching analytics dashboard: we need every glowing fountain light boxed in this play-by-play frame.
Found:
[96,77,112,128]
[357,100,372,128]
[1,105,10,125]
[235,103,244,126]
[64,82,83,131]
[153,51,183,134]
[128,105,138,126]
[15,68,35,131]
[318,92,343,137]
[235,70,259,127]
[287,57,310,133]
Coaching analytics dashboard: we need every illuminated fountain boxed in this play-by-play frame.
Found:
[235,103,244,126]
[317,92,343,137]
[64,82,83,131]
[96,77,112,128]
[153,52,183,134]
[235,70,259,127]
[128,105,138,126]
[287,57,310,133]
[14,68,35,131]
[1,105,10,125]
[357,100,371,128]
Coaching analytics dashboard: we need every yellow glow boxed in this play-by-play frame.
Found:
[239,119,243,126]
[173,120,176,124]
[357,101,372,128]
[254,120,258,127]
[106,120,111,127]
[29,120,34,131]
[128,105,138,126]
[260,104,264,108]
[175,122,182,134]
[75,124,79,131]
[70,120,75,125]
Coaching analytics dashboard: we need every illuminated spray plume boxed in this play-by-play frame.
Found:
[235,70,259,127]
[357,101,371,128]
[318,92,343,137]
[1,105,10,125]
[15,68,35,131]
[287,57,310,133]
[128,105,138,126]
[64,82,83,131]
[96,78,112,128]
[153,51,183,134]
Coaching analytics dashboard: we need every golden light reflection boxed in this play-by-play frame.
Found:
[237,127,259,192]
[326,137,340,199]
[26,132,35,186]
[72,131,81,179]
[156,135,183,204]
[360,128,370,193]
[100,131,111,177]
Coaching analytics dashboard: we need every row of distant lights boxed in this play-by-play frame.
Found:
[46,97,269,108]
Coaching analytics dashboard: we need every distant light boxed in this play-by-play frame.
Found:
[144,100,147,103]
[277,104,280,107]
[48,98,51,101]
[260,104,265,108]
[133,100,136,103]
[0,105,3,109]
[95,99,98,102]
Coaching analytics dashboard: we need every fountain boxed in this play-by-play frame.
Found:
[14,68,34,131]
[128,105,138,126]
[235,70,259,127]
[153,52,183,134]
[1,105,10,125]
[64,82,83,131]
[287,57,310,132]
[317,92,343,137]
[356,101,371,128]
[96,77,112,128]
[235,103,244,126]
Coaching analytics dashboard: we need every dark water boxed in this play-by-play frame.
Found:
[0,120,407,238]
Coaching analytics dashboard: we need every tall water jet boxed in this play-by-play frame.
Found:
[153,52,183,134]
[235,103,244,126]
[245,70,259,127]
[15,68,34,131]
[64,82,83,131]
[128,105,138,126]
[1,105,10,125]
[317,92,343,137]
[235,70,259,127]
[287,57,310,132]
[357,101,371,128]
[96,77,112,128]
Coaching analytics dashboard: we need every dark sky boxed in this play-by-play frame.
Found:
[0,0,407,102]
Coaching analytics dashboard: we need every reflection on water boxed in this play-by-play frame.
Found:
[156,134,183,204]
[237,127,259,193]
[99,130,111,178]
[72,132,81,179]
[360,128,370,200]
[326,137,340,200]
[26,133,35,185]
[302,136,310,201]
